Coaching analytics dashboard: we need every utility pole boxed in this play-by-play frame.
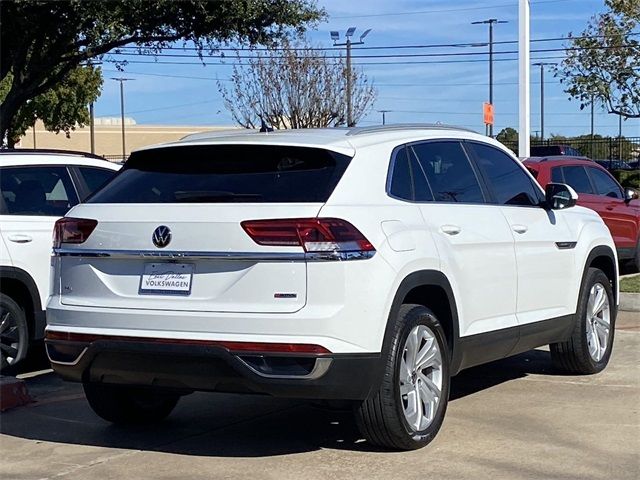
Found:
[32,119,36,149]
[590,96,595,158]
[532,62,554,141]
[378,110,391,125]
[472,18,507,137]
[331,27,372,127]
[89,102,95,154]
[110,78,133,161]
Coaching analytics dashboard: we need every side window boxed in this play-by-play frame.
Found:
[551,167,564,183]
[0,166,78,216]
[410,141,485,203]
[78,167,117,200]
[588,167,623,199]
[467,142,542,206]
[389,147,413,201]
[562,166,594,194]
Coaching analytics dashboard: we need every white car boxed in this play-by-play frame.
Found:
[45,126,618,450]
[0,149,119,370]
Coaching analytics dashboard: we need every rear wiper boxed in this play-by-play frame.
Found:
[174,191,263,203]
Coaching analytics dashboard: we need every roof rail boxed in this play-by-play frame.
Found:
[179,128,255,142]
[345,123,478,136]
[0,148,106,160]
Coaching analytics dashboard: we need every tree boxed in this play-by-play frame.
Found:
[496,127,519,145]
[555,0,640,118]
[218,40,376,129]
[0,0,323,144]
[0,66,102,147]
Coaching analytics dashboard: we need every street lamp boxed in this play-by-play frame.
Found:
[472,18,507,137]
[331,27,372,127]
[532,62,554,141]
[110,77,134,161]
[377,110,391,125]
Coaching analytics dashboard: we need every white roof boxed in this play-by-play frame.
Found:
[0,151,121,170]
[134,124,492,157]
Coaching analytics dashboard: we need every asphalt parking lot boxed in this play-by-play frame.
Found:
[1,312,638,480]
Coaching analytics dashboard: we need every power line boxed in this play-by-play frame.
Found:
[103,55,568,66]
[113,32,640,53]
[108,44,635,61]
[330,0,580,19]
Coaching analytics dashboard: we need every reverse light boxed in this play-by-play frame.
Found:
[241,218,375,253]
[53,217,98,248]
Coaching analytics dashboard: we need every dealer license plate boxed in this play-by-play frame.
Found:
[139,263,194,296]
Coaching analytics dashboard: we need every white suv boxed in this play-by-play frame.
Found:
[0,149,119,370]
[45,126,618,450]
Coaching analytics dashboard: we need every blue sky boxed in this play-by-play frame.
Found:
[97,0,640,138]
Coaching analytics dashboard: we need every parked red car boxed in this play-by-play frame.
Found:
[524,156,640,269]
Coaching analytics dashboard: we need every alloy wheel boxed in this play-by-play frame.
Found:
[399,324,443,432]
[585,282,611,362]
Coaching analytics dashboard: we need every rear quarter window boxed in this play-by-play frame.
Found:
[88,145,352,204]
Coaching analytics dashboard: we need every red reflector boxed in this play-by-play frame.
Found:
[53,217,98,248]
[44,331,331,354]
[241,218,374,252]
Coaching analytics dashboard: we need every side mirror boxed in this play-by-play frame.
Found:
[624,188,639,203]
[545,183,578,210]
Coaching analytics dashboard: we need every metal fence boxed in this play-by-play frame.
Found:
[500,137,640,166]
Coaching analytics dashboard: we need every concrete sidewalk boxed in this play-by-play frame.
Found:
[1,312,638,480]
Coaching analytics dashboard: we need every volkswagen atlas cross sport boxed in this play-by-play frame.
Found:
[45,125,618,450]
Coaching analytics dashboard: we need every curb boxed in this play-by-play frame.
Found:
[0,375,32,412]
[619,293,640,312]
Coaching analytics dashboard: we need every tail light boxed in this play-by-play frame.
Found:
[53,217,98,248]
[241,218,374,253]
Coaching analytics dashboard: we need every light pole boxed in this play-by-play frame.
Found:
[378,109,391,125]
[110,77,133,161]
[472,18,507,137]
[331,27,371,127]
[532,62,554,141]
[89,102,95,154]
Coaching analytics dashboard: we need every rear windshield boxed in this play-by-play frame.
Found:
[88,145,352,203]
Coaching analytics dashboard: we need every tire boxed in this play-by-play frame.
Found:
[355,304,450,450]
[84,383,180,424]
[0,293,29,372]
[550,268,615,374]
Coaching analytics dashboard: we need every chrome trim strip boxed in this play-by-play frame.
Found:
[46,346,88,366]
[236,356,333,380]
[53,248,375,262]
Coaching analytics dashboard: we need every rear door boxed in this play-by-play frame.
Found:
[466,142,577,325]
[586,166,637,250]
[0,165,79,307]
[407,140,519,338]
[56,144,352,314]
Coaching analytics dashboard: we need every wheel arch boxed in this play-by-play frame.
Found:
[581,246,618,306]
[0,266,44,340]
[382,270,465,376]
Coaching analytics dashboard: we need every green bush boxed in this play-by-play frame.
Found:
[612,170,640,189]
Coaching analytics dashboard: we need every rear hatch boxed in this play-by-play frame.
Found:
[57,143,352,314]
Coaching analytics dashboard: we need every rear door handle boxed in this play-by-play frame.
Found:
[7,234,33,243]
[512,225,528,234]
[606,206,614,211]
[440,225,462,236]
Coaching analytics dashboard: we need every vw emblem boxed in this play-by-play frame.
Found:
[152,225,172,248]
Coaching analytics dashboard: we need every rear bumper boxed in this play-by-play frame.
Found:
[45,333,382,401]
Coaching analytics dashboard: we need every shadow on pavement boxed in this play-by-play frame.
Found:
[0,348,561,456]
